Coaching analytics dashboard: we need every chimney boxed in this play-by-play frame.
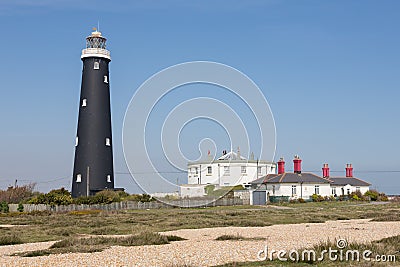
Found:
[277,157,285,174]
[293,155,302,174]
[346,163,353,177]
[322,163,330,178]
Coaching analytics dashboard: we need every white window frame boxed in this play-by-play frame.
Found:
[315,185,320,195]
[207,166,212,174]
[224,166,230,175]
[292,185,297,196]
[241,166,247,174]
[76,174,82,183]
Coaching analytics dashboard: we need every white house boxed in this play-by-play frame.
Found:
[250,157,371,204]
[187,149,277,188]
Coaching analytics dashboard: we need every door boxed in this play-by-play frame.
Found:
[253,191,267,205]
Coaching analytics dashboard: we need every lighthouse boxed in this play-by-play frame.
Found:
[72,29,114,197]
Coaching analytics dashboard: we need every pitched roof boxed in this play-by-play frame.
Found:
[251,173,331,184]
[328,177,371,186]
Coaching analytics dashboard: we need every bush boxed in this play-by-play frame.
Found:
[17,203,24,212]
[0,183,36,204]
[311,194,324,202]
[92,190,121,204]
[73,196,93,205]
[124,194,154,202]
[27,188,73,206]
[298,198,306,203]
[0,201,9,213]
[364,190,387,201]
[350,190,365,201]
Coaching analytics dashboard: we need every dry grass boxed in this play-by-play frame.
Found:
[214,235,400,266]
[0,233,22,245]
[14,232,186,257]
[0,202,399,246]
[215,234,265,241]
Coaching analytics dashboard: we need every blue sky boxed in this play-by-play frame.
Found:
[0,0,399,194]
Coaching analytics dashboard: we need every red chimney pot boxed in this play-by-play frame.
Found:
[277,158,285,174]
[322,163,330,178]
[345,164,353,177]
[293,155,302,174]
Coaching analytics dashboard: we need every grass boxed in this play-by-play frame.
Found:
[0,234,22,245]
[214,235,400,266]
[14,232,186,257]
[0,202,399,246]
[215,234,265,241]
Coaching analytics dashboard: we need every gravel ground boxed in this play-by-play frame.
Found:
[1,219,400,266]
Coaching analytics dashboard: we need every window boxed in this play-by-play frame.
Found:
[82,99,87,107]
[105,138,111,146]
[207,166,212,174]
[332,187,336,195]
[356,187,360,191]
[257,167,262,174]
[272,185,276,195]
[104,75,108,83]
[75,137,78,147]
[347,188,350,195]
[94,62,100,69]
[241,166,247,174]
[76,174,82,183]
[195,167,199,175]
[224,166,230,175]
[315,185,320,195]
[292,185,297,196]
[107,175,111,183]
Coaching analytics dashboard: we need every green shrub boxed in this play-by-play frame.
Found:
[17,203,24,212]
[364,190,379,201]
[124,194,154,202]
[298,198,306,203]
[311,194,324,202]
[27,188,73,206]
[0,201,9,213]
[92,190,121,204]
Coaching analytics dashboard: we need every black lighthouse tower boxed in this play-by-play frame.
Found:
[72,29,114,197]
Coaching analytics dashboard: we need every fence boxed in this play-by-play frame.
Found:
[8,198,245,213]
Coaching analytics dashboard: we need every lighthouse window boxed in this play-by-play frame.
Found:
[75,137,78,146]
[82,99,87,107]
[76,174,82,183]
[94,62,99,69]
[107,175,111,183]
[105,138,111,146]
[104,75,108,83]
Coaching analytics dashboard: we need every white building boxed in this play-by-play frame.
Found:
[187,149,277,188]
[250,157,371,205]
